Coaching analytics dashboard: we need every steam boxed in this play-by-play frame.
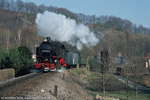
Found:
[36,11,98,50]
[57,67,66,73]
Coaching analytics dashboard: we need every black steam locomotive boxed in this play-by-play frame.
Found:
[36,37,80,71]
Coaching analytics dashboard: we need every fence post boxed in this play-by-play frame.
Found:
[54,85,57,97]
[76,64,79,69]
[63,73,65,80]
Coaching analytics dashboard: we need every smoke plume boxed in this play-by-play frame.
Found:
[36,11,98,50]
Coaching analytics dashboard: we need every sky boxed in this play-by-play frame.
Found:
[22,0,150,28]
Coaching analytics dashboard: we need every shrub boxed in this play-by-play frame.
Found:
[7,46,32,75]
[8,47,23,73]
[0,46,32,76]
[0,47,8,69]
[18,46,32,69]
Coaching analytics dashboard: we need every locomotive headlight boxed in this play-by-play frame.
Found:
[54,59,58,62]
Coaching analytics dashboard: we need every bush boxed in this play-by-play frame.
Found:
[8,46,32,75]
[0,46,32,76]
[89,57,100,71]
[0,47,8,69]
[8,47,23,73]
[18,46,32,69]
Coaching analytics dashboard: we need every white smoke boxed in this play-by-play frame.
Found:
[36,11,98,50]
[57,67,66,73]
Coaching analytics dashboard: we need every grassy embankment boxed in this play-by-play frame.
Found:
[71,68,150,100]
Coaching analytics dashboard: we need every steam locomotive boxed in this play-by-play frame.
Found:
[36,37,80,71]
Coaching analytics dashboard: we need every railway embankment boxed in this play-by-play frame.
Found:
[1,68,150,100]
[0,69,93,100]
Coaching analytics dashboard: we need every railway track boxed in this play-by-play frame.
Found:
[0,72,56,98]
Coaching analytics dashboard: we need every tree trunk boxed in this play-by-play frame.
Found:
[102,73,105,93]
[126,71,129,100]
[6,29,10,51]
[135,86,137,97]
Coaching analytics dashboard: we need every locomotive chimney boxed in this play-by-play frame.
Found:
[46,37,51,42]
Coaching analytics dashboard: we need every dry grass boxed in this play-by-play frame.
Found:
[0,68,15,81]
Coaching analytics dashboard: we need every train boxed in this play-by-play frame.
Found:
[35,37,81,72]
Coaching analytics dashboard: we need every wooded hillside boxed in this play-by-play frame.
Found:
[0,0,149,59]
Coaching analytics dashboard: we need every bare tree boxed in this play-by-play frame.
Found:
[15,29,22,46]
[38,4,46,13]
[16,0,24,12]
[29,2,37,13]
[100,50,109,93]
[5,0,10,10]
[6,29,10,51]
[24,2,30,13]
[11,0,15,10]
[0,0,5,9]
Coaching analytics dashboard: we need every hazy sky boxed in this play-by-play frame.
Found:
[22,0,150,28]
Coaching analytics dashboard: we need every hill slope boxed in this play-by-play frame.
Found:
[0,10,39,52]
[0,8,149,58]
